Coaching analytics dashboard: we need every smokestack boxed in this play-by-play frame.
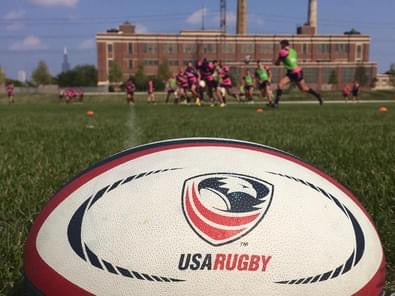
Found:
[307,0,317,33]
[236,0,247,35]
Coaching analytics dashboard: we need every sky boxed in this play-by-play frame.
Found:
[1,0,395,80]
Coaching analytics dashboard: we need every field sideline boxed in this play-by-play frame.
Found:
[0,93,394,295]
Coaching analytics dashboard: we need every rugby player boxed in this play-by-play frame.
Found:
[6,81,15,104]
[147,79,155,103]
[351,80,360,103]
[125,78,136,104]
[243,70,255,102]
[165,73,178,104]
[219,66,239,103]
[342,84,351,103]
[255,61,273,105]
[274,40,323,107]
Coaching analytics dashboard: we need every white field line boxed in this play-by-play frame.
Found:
[125,105,142,148]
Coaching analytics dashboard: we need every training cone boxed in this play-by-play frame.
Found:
[86,110,95,117]
[256,108,264,113]
[379,106,388,113]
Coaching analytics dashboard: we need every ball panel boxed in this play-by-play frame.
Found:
[24,138,385,296]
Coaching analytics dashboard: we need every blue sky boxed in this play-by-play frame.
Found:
[1,0,394,79]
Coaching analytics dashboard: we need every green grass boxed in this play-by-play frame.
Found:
[0,94,394,295]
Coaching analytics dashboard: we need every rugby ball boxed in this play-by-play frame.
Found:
[24,138,385,296]
[199,80,206,88]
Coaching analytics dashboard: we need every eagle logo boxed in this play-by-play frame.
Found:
[182,173,274,246]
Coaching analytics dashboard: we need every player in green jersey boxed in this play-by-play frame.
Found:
[274,40,323,107]
[255,60,273,105]
[243,70,255,102]
[165,73,178,103]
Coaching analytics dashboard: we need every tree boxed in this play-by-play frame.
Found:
[0,66,5,85]
[134,62,148,91]
[157,59,171,81]
[344,28,361,35]
[328,70,338,85]
[384,64,395,87]
[57,65,97,87]
[32,60,52,85]
[354,64,369,86]
[108,60,123,83]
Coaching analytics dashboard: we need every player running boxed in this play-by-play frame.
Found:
[176,67,189,104]
[219,66,239,103]
[185,62,201,106]
[125,78,136,104]
[255,61,273,105]
[274,40,323,107]
[243,70,255,102]
[200,59,224,107]
[6,81,15,104]
[165,74,178,104]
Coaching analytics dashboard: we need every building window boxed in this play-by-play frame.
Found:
[107,43,113,58]
[302,44,309,56]
[317,44,330,54]
[323,68,336,84]
[260,43,273,54]
[202,43,216,54]
[304,68,318,83]
[128,60,133,69]
[183,44,196,54]
[343,68,355,83]
[356,45,363,60]
[143,43,157,54]
[335,43,349,53]
[128,43,133,54]
[223,43,235,54]
[169,60,179,66]
[241,43,255,54]
[164,43,177,54]
[108,60,114,71]
[143,60,159,66]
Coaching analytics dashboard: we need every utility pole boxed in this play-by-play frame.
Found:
[220,0,227,33]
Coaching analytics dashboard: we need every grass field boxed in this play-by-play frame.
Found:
[0,93,394,295]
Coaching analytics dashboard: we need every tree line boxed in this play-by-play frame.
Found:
[1,61,394,89]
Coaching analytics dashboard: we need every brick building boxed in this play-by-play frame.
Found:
[96,0,377,90]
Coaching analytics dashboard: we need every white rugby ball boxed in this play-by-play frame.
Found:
[24,138,385,296]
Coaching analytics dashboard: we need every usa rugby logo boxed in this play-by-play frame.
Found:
[182,173,274,246]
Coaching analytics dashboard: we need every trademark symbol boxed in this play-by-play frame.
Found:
[240,242,249,247]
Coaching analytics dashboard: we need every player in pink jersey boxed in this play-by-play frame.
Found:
[342,84,351,103]
[185,62,200,106]
[219,66,239,103]
[176,67,189,104]
[6,81,15,104]
[125,79,136,104]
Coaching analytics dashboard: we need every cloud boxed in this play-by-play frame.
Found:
[135,23,148,33]
[186,8,236,29]
[80,38,95,49]
[4,10,25,31]
[10,35,47,51]
[29,0,78,7]
[186,8,208,25]
[250,14,264,27]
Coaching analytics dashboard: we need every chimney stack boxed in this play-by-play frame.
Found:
[307,0,317,33]
[236,0,247,35]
